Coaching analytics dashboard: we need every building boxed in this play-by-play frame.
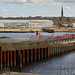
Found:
[17,25,26,29]
[27,20,53,28]
[0,20,53,28]
[0,20,29,28]
[72,23,75,27]
[0,23,4,28]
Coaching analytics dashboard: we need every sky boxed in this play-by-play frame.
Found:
[0,0,75,17]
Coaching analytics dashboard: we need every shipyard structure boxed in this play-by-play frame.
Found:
[0,20,53,29]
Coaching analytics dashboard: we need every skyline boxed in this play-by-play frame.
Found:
[0,0,75,17]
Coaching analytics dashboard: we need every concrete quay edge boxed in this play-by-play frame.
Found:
[1,72,41,75]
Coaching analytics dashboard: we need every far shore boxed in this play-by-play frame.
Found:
[0,27,75,32]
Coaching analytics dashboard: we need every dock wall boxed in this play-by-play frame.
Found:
[0,45,75,70]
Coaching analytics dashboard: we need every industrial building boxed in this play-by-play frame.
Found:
[0,20,53,28]
[0,20,28,28]
[72,23,75,27]
[27,20,53,28]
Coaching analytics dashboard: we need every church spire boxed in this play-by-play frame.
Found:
[61,6,63,18]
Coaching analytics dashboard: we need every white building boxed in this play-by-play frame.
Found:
[72,23,75,27]
[27,20,53,28]
[0,20,53,28]
[0,20,28,28]
[0,23,4,28]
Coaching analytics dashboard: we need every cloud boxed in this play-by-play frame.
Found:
[1,0,75,6]
[64,6,71,9]
[54,0,75,6]
[46,2,62,6]
[55,0,75,3]
[0,9,8,12]
[2,0,27,3]
[65,13,73,17]
[21,0,62,7]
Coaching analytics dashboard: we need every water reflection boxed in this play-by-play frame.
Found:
[22,52,75,75]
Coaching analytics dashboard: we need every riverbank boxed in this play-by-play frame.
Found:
[0,40,75,51]
[0,27,75,33]
[44,27,75,32]
[0,36,10,39]
[0,40,52,51]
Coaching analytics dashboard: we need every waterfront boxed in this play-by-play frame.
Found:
[0,32,75,75]
[22,52,75,75]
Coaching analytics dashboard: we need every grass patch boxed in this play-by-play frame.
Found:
[0,40,75,51]
[0,36,10,39]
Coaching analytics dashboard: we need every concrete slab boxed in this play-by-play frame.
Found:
[0,72,41,75]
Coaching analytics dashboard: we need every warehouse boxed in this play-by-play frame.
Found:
[0,20,29,28]
[0,20,53,28]
[28,20,53,28]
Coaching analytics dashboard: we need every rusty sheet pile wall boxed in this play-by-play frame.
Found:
[0,45,75,70]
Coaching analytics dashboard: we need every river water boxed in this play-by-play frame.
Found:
[22,52,75,75]
[0,32,75,38]
[0,32,75,42]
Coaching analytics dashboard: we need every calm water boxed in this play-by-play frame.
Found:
[0,32,75,38]
[0,32,75,42]
[22,52,75,75]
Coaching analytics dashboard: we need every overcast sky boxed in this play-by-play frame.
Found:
[0,0,75,17]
